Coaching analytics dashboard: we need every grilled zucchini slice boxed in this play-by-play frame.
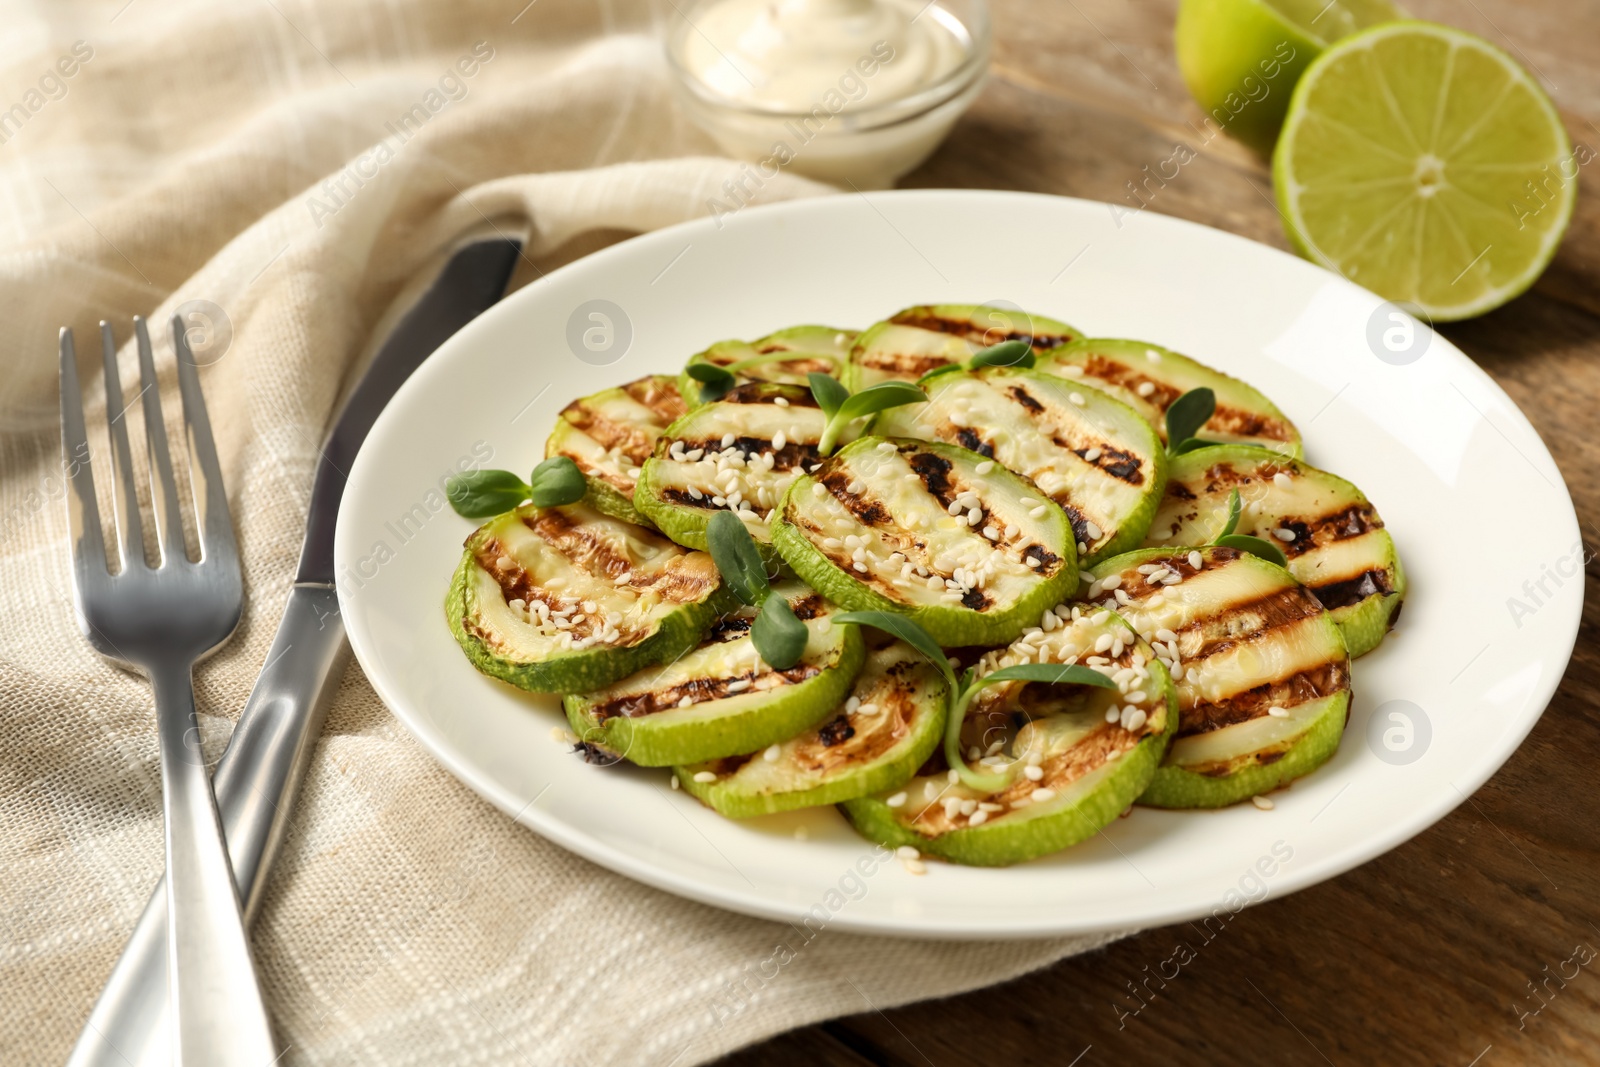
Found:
[677,638,948,816]
[842,611,1175,866]
[1143,444,1404,657]
[1083,546,1352,808]
[447,502,724,693]
[634,382,842,558]
[564,582,864,766]
[1036,339,1301,456]
[873,366,1167,565]
[772,437,1077,647]
[680,325,856,406]
[845,304,1081,390]
[544,375,687,526]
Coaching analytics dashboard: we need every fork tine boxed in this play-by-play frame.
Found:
[172,315,237,567]
[59,328,107,582]
[100,321,146,571]
[135,317,187,563]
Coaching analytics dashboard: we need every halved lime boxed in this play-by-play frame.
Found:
[1274,21,1576,321]
[1175,0,1399,153]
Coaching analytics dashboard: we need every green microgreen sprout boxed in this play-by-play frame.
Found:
[704,510,807,669]
[1209,488,1288,567]
[807,372,927,456]
[445,456,586,519]
[917,339,1036,387]
[1165,387,1218,455]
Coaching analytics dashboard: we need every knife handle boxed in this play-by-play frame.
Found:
[68,584,349,1067]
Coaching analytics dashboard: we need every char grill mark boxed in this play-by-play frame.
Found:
[1179,662,1350,737]
[818,717,856,747]
[890,311,1073,350]
[591,662,824,722]
[622,376,688,422]
[1174,585,1329,661]
[1310,569,1395,610]
[955,428,996,457]
[670,435,820,472]
[820,469,890,526]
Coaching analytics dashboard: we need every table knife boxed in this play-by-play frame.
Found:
[68,236,524,1067]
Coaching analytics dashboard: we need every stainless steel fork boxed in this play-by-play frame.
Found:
[61,317,277,1067]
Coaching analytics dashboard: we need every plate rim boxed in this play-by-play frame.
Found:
[335,188,1584,938]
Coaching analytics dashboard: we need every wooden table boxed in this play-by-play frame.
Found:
[721,1,1600,1063]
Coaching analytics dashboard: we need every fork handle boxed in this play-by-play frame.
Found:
[151,661,278,1067]
[69,585,347,1067]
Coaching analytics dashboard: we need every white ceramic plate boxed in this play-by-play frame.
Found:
[335,191,1582,939]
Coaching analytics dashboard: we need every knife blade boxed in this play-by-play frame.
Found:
[68,237,524,1067]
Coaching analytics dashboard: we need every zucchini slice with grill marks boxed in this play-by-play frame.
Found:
[677,637,948,816]
[1083,546,1352,808]
[634,382,843,557]
[1143,444,1404,657]
[842,612,1175,867]
[544,375,687,526]
[564,582,864,767]
[874,366,1167,565]
[447,502,724,693]
[845,304,1081,390]
[1036,339,1301,456]
[772,436,1077,647]
[680,325,856,406]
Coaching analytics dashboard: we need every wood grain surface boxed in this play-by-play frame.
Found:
[719,1,1600,1064]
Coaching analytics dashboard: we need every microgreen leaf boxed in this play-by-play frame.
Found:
[807,371,850,421]
[917,362,967,386]
[705,510,770,606]
[751,593,807,670]
[818,381,928,455]
[831,611,953,688]
[1215,533,1288,568]
[966,339,1035,370]
[686,361,736,402]
[445,469,533,519]
[526,456,588,508]
[1216,489,1242,540]
[1173,437,1218,454]
[1165,387,1216,454]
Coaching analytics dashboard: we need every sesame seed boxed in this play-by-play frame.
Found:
[976,460,995,474]
[495,555,514,571]
[1101,574,1122,590]
[721,433,736,447]
[947,769,960,784]
[1252,795,1275,810]
[772,431,787,450]
[1187,550,1203,569]
[1032,788,1056,802]
[728,679,752,691]
[678,695,694,708]
[1137,381,1156,397]
[670,774,680,790]
[1094,633,1114,653]
[1024,764,1045,781]
[1121,707,1148,731]
[1026,556,1041,568]
[853,562,868,572]
[1274,471,1293,489]
[968,810,989,826]
[903,858,927,875]
[1083,520,1103,542]
[896,845,919,860]
[1084,447,1102,462]
[887,792,908,808]
[1274,528,1297,542]
[1145,349,1162,363]
[983,525,1000,540]
[1105,707,1120,723]
[693,771,717,783]
[1069,392,1086,406]
[775,396,790,407]
[764,744,782,762]
[1030,505,1048,519]
[1268,705,1289,718]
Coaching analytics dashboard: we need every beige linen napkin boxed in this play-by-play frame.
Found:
[0,1,1121,1063]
